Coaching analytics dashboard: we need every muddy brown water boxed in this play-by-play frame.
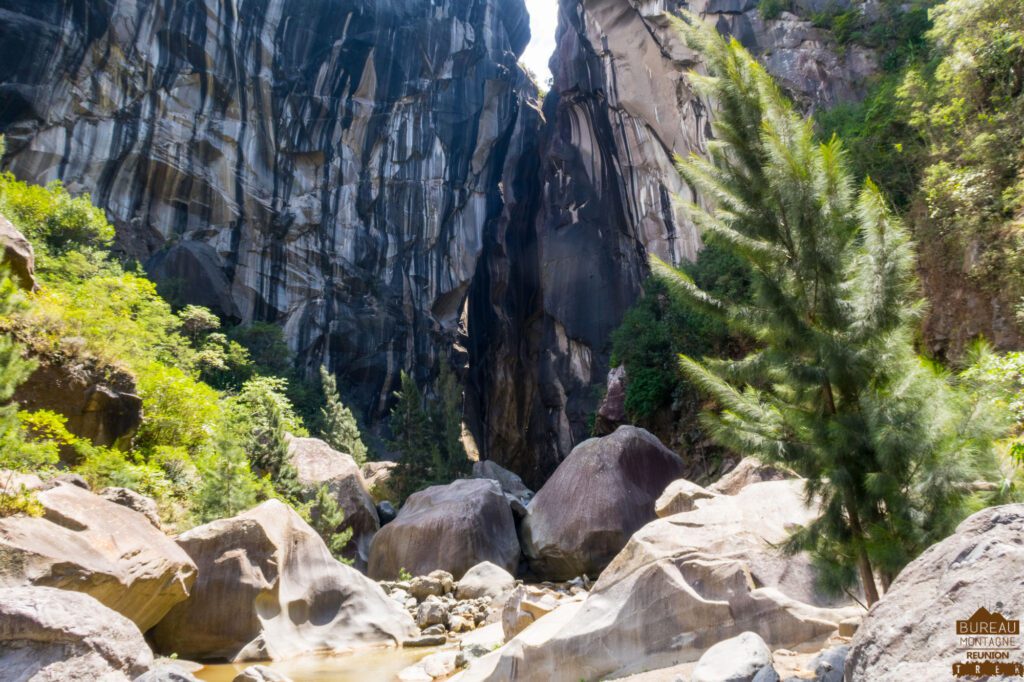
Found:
[193,647,441,682]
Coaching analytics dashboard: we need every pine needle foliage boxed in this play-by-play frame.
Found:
[318,366,368,466]
[657,14,1001,603]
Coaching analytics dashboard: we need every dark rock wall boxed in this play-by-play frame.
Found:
[0,0,533,420]
[467,0,877,485]
[0,0,877,485]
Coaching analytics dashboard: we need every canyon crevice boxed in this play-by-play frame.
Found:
[0,0,876,484]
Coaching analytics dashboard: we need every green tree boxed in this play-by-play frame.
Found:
[388,371,437,503]
[431,362,470,483]
[655,16,999,605]
[308,484,353,561]
[318,366,368,465]
[0,272,34,457]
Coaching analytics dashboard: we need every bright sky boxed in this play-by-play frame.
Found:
[522,0,558,86]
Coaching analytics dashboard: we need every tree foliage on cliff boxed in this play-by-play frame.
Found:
[658,16,1001,604]
[388,365,470,504]
[818,0,1024,349]
[0,171,325,528]
[318,366,368,466]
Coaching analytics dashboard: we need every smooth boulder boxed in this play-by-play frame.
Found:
[655,478,718,517]
[846,504,1024,681]
[0,482,195,631]
[456,561,516,602]
[151,500,416,662]
[692,632,772,682]
[708,457,793,495]
[520,426,685,580]
[460,480,857,681]
[472,460,534,515]
[0,586,153,682]
[361,461,398,503]
[287,435,379,569]
[368,478,519,580]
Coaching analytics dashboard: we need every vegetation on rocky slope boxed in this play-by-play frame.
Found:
[651,15,1010,605]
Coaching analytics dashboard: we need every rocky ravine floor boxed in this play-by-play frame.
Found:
[2,425,1022,682]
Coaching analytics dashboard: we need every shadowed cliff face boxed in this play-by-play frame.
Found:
[467,0,877,485]
[0,0,533,420]
[0,0,875,485]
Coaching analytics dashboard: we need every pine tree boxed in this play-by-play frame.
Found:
[0,271,34,454]
[388,371,435,503]
[309,484,353,561]
[318,366,368,465]
[431,362,470,483]
[655,16,999,604]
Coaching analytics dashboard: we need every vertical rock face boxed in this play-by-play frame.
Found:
[0,0,876,485]
[0,0,534,420]
[468,0,876,484]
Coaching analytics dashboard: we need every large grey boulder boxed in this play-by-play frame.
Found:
[0,482,195,631]
[457,480,857,681]
[150,500,416,661]
[0,213,36,291]
[472,460,534,515]
[368,478,520,580]
[0,586,153,682]
[287,435,379,570]
[846,504,1024,681]
[520,426,685,580]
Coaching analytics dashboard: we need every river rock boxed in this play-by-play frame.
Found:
[708,457,794,495]
[460,480,857,681]
[501,585,562,642]
[456,561,516,602]
[99,487,161,528]
[0,586,153,682]
[287,435,379,569]
[0,482,195,631]
[150,499,416,661]
[415,596,450,629]
[692,632,772,682]
[845,504,1024,681]
[655,478,719,517]
[368,479,519,580]
[409,571,455,600]
[0,214,36,291]
[809,645,847,682]
[232,666,293,682]
[134,663,202,682]
[520,426,685,580]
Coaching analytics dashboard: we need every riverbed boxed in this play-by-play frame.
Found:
[193,647,441,682]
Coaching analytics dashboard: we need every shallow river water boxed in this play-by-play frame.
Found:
[193,647,439,682]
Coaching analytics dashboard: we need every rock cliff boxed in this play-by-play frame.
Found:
[467,0,876,483]
[0,0,533,422]
[0,0,875,484]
